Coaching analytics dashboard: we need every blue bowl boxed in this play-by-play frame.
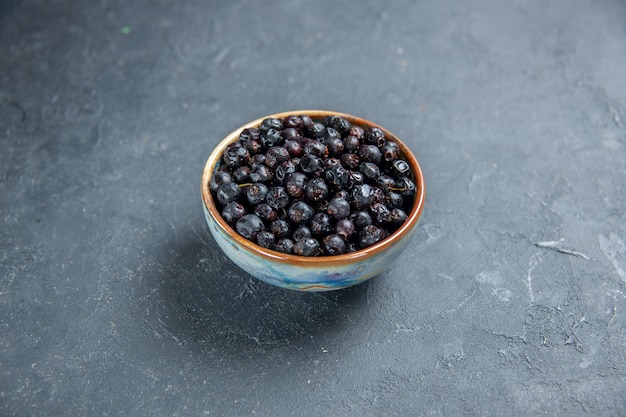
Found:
[201,110,425,291]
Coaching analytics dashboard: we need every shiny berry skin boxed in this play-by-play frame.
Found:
[270,219,291,238]
[261,128,282,149]
[323,234,347,255]
[305,178,329,202]
[387,191,404,209]
[275,159,298,182]
[283,139,303,157]
[256,231,275,249]
[223,143,249,167]
[254,203,278,222]
[390,159,411,177]
[245,183,268,206]
[293,225,312,241]
[304,140,327,157]
[265,146,290,168]
[351,211,372,229]
[236,214,265,240]
[310,212,333,235]
[260,117,283,132]
[285,172,307,197]
[232,166,251,183]
[299,154,324,175]
[335,218,356,239]
[381,142,400,162]
[343,135,360,153]
[351,184,373,210]
[395,177,416,197]
[358,224,386,248]
[325,165,348,189]
[275,238,295,254]
[266,186,289,209]
[307,122,326,139]
[376,175,396,192]
[288,200,315,224]
[210,171,232,193]
[221,201,246,223]
[348,125,365,140]
[370,202,392,224]
[283,115,304,129]
[239,127,260,143]
[326,137,344,156]
[358,144,382,164]
[359,162,380,180]
[294,237,320,256]
[250,164,273,183]
[346,170,364,188]
[330,116,351,135]
[340,153,360,169]
[327,197,351,220]
[216,182,241,206]
[280,127,301,141]
[365,127,386,147]
[322,127,342,142]
[390,208,408,226]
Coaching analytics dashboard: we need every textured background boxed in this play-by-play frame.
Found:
[1,0,625,415]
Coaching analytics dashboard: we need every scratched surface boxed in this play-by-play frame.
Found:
[1,0,626,415]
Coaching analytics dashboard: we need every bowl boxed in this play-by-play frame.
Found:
[201,110,425,291]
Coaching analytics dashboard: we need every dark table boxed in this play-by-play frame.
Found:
[2,0,625,415]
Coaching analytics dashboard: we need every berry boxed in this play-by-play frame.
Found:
[381,142,400,162]
[221,201,246,223]
[270,219,291,238]
[283,115,304,129]
[216,182,241,206]
[288,200,315,224]
[254,203,278,222]
[293,225,312,241]
[210,171,232,193]
[359,162,380,180]
[310,212,333,235]
[351,211,372,229]
[343,135,360,153]
[275,238,295,254]
[306,177,329,202]
[256,231,275,249]
[210,113,416,257]
[236,214,265,240]
[294,237,320,256]
[358,144,382,164]
[232,166,251,183]
[286,172,307,197]
[266,186,289,209]
[299,154,324,175]
[265,146,290,168]
[358,225,386,248]
[351,184,374,210]
[327,197,351,220]
[390,159,411,177]
[335,218,356,239]
[260,117,283,132]
[323,234,347,255]
[365,127,386,147]
[246,183,268,206]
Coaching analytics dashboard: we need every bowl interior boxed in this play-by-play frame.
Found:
[201,110,425,266]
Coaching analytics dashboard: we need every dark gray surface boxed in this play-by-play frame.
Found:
[1,0,625,415]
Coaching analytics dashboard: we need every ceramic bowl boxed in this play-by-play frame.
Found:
[201,110,425,291]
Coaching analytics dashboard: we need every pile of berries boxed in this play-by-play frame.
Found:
[210,114,416,256]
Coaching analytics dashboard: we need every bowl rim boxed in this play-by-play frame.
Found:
[201,110,425,267]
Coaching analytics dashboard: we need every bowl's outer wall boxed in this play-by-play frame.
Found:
[203,203,421,291]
